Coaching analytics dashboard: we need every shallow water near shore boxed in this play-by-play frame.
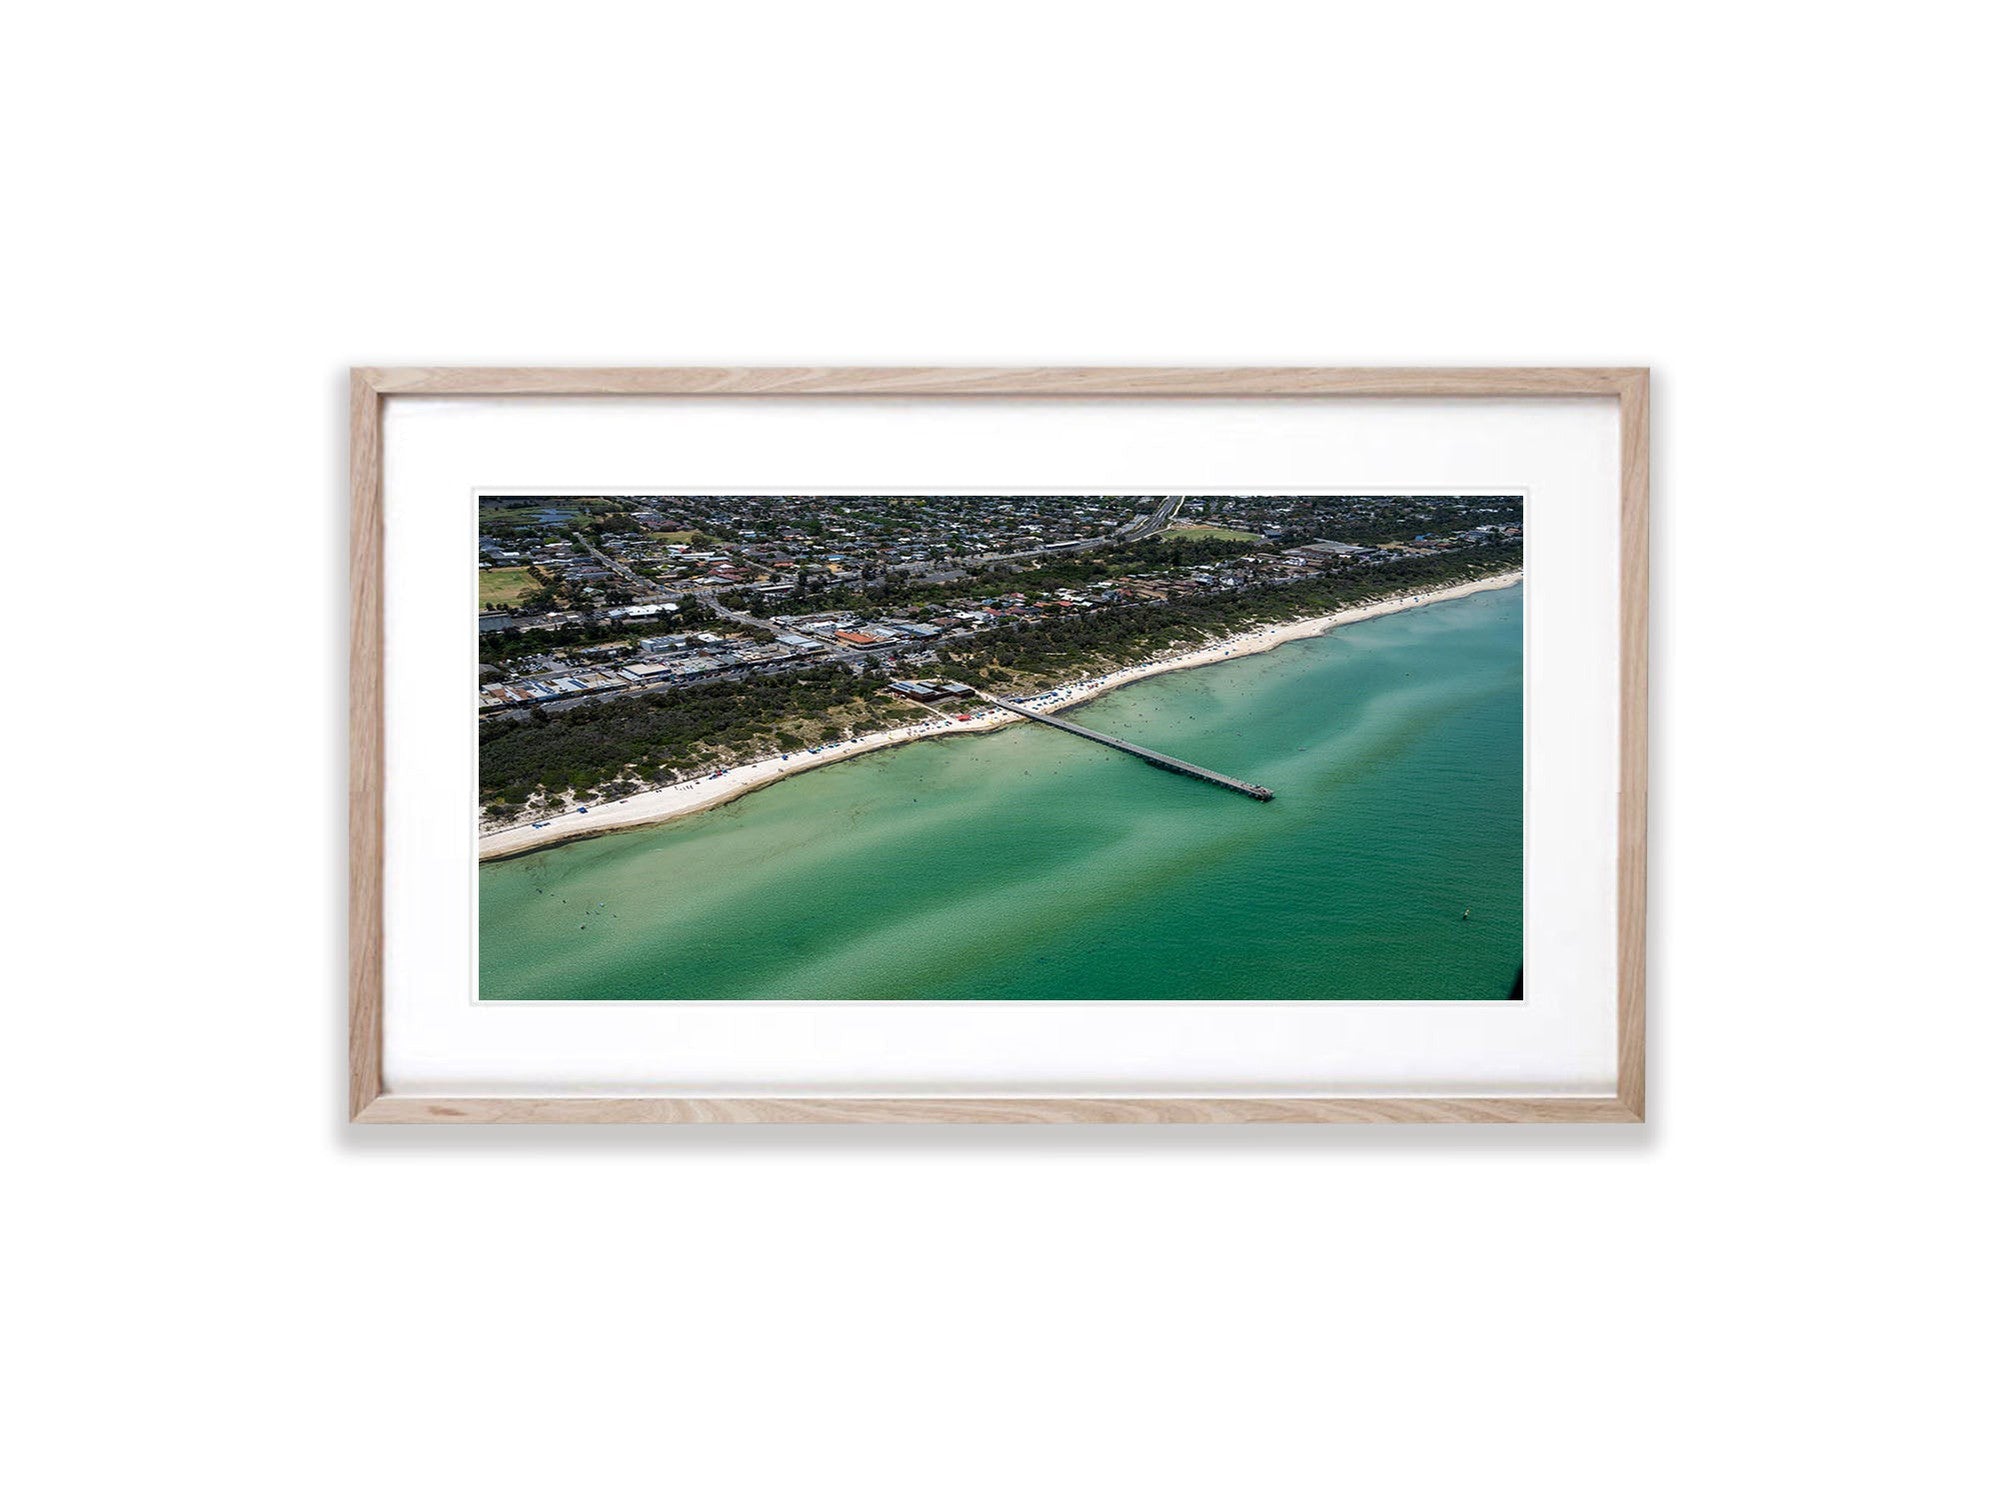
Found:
[480,584,1523,1000]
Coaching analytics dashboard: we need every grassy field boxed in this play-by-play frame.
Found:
[479,567,538,608]
[1159,523,1265,543]
[651,530,701,544]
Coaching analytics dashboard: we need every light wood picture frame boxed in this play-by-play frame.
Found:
[350,367,1648,1123]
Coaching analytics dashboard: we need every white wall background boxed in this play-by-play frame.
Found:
[8,4,1990,1497]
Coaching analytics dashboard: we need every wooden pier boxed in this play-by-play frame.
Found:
[975,691,1273,801]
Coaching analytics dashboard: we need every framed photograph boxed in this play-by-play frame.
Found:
[351,367,1647,1122]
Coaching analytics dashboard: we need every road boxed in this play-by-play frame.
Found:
[966,495,1183,566]
[1122,493,1185,540]
[571,532,660,597]
[699,590,786,636]
[699,590,883,668]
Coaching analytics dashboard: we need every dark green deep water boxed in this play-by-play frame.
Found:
[479,584,1523,1001]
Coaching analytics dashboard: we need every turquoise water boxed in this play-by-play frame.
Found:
[480,585,1523,1001]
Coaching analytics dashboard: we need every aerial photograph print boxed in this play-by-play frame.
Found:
[476,493,1524,1002]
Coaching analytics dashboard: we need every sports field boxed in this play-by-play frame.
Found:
[479,567,537,607]
[1160,523,1264,543]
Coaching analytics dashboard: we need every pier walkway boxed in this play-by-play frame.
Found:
[974,691,1273,801]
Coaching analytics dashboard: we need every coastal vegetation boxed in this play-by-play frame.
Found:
[478,664,927,814]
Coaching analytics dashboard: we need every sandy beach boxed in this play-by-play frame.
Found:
[478,569,1521,860]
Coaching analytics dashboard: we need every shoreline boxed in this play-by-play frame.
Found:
[478,569,1521,861]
